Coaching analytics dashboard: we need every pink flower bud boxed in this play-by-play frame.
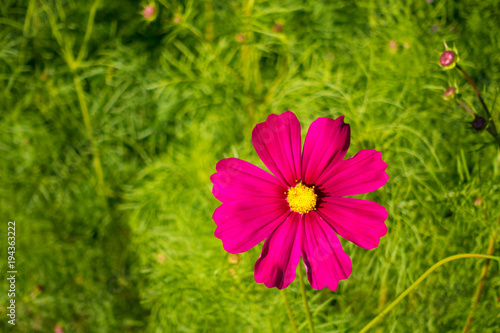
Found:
[440,50,455,67]
[54,325,64,333]
[443,87,456,98]
[272,23,283,33]
[236,34,247,43]
[389,40,397,52]
[143,5,155,19]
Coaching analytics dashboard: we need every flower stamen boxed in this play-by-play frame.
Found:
[286,182,317,214]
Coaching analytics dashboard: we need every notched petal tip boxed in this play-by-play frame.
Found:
[254,214,301,290]
[320,148,389,196]
[255,266,292,289]
[252,111,302,187]
[319,197,389,250]
[302,115,351,185]
[301,213,352,291]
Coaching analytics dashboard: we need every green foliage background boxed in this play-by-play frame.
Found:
[0,0,499,332]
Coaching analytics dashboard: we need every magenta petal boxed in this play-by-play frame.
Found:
[254,212,302,289]
[213,198,290,253]
[211,158,286,203]
[301,212,352,290]
[319,149,389,196]
[302,116,350,185]
[252,111,302,187]
[318,197,388,249]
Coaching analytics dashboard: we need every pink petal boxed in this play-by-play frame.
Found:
[319,149,389,196]
[318,197,388,249]
[252,111,302,187]
[254,212,302,289]
[211,158,286,203]
[302,116,350,185]
[301,212,352,290]
[213,198,290,253]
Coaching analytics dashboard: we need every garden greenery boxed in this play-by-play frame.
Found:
[0,0,499,332]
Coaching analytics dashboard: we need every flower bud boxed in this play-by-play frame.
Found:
[142,4,157,21]
[472,116,486,131]
[228,253,240,264]
[440,50,455,67]
[272,23,283,33]
[228,267,237,276]
[143,5,155,18]
[443,86,456,99]
[389,40,397,52]
[157,253,166,263]
[236,34,247,43]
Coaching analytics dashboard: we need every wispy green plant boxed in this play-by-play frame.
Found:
[0,0,499,332]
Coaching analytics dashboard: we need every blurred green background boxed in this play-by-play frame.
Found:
[1,0,499,332]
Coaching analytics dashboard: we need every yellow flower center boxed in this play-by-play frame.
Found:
[286,182,317,214]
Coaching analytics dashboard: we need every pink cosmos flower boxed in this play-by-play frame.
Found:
[211,111,389,290]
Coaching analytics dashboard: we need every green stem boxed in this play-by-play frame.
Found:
[204,0,214,42]
[298,262,315,333]
[456,64,499,138]
[280,289,298,333]
[42,0,105,195]
[73,74,105,195]
[463,213,500,332]
[359,254,500,333]
[75,0,101,67]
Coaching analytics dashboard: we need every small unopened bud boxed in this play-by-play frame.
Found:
[228,253,240,264]
[157,253,166,263]
[443,86,456,99]
[142,5,155,19]
[272,23,283,33]
[440,50,455,67]
[472,116,486,131]
[236,34,247,43]
[474,198,483,206]
[173,16,182,24]
[54,325,64,333]
[389,40,397,52]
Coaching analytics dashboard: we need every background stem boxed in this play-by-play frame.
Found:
[281,289,298,333]
[456,99,475,117]
[298,262,315,333]
[462,213,499,332]
[359,254,500,333]
[456,64,499,138]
